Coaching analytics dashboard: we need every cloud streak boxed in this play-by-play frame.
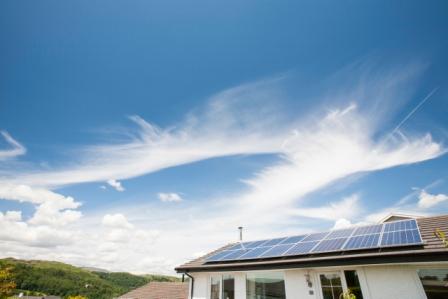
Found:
[0,131,26,161]
[0,63,446,273]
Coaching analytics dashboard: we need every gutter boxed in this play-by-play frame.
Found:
[183,272,194,299]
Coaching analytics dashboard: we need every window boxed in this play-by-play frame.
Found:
[211,276,221,299]
[246,272,286,299]
[418,269,448,299]
[223,275,235,299]
[319,273,343,299]
[210,275,234,299]
[344,270,364,299]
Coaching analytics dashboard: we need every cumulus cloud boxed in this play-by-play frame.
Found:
[332,218,353,230]
[0,184,82,227]
[107,179,125,192]
[158,192,183,202]
[418,190,448,209]
[102,213,134,229]
[0,131,26,160]
[0,211,75,247]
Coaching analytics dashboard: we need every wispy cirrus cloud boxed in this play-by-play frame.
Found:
[0,62,446,273]
[0,131,26,161]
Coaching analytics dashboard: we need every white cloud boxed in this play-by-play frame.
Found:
[332,218,353,230]
[102,213,134,229]
[0,183,82,227]
[107,179,125,192]
[0,63,446,273]
[289,194,361,221]
[0,211,75,247]
[0,131,26,160]
[158,192,183,202]
[418,190,448,209]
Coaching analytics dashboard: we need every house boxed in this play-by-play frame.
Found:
[118,282,189,299]
[175,214,448,299]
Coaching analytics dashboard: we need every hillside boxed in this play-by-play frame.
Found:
[0,258,180,299]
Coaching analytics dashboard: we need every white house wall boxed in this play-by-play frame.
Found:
[362,265,427,299]
[189,264,438,299]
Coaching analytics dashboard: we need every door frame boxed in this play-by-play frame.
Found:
[315,270,349,299]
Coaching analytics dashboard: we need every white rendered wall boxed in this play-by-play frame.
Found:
[189,264,431,299]
[191,272,208,299]
[284,269,317,299]
[362,265,427,299]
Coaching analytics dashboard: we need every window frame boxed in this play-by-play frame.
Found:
[245,270,287,299]
[209,274,235,299]
[316,269,366,299]
[416,267,448,299]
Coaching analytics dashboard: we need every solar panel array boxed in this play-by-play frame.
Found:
[206,219,423,262]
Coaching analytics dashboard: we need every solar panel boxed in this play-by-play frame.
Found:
[353,224,382,236]
[206,250,234,262]
[381,229,422,246]
[279,235,307,244]
[302,232,329,242]
[220,249,250,260]
[326,228,355,239]
[263,237,288,246]
[205,219,423,263]
[239,247,272,259]
[312,238,347,253]
[383,219,417,232]
[245,240,269,248]
[344,234,380,250]
[227,243,245,251]
[284,241,319,255]
[261,244,295,258]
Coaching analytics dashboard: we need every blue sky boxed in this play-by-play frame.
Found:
[0,1,448,274]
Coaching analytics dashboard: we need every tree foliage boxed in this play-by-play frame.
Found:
[0,266,16,299]
[0,258,179,299]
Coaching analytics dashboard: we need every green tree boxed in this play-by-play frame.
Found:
[0,266,16,299]
[67,296,88,299]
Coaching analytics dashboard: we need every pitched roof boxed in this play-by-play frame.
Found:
[118,282,189,299]
[175,214,448,273]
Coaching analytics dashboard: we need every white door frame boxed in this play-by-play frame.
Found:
[315,270,349,299]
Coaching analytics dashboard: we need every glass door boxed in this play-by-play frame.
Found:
[318,270,365,299]
[319,272,344,299]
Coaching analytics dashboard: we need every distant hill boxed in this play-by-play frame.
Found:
[0,258,180,299]
[81,266,110,273]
